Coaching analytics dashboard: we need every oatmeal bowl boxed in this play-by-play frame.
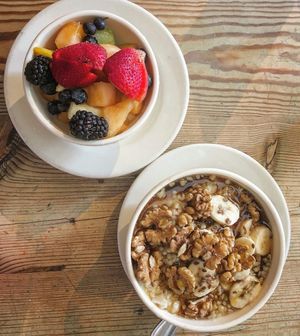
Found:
[125,168,285,332]
[23,10,159,146]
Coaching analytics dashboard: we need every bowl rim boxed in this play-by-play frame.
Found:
[23,9,159,146]
[125,167,286,332]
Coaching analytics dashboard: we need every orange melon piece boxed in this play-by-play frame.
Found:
[131,100,143,115]
[87,82,117,107]
[55,21,85,49]
[102,99,134,137]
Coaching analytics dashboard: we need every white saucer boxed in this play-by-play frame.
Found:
[4,0,189,178]
[118,144,290,272]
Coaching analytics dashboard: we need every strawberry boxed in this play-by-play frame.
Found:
[51,42,107,88]
[103,48,148,101]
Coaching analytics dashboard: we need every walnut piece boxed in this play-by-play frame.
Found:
[139,205,174,228]
[178,267,196,292]
[186,184,212,219]
[177,213,193,227]
[131,231,146,260]
[150,251,163,283]
[248,203,260,223]
[136,253,151,286]
[145,226,177,246]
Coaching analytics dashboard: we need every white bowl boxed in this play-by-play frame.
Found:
[125,168,285,332]
[23,10,159,146]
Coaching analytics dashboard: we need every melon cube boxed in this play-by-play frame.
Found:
[87,82,117,107]
[55,21,85,49]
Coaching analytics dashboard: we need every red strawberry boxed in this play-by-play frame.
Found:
[103,48,148,101]
[51,42,107,88]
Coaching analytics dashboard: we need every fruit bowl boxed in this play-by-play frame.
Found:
[23,10,159,146]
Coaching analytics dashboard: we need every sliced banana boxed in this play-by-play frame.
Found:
[235,236,256,255]
[232,268,250,281]
[189,260,216,278]
[194,277,219,298]
[250,225,272,256]
[188,260,219,298]
[210,195,240,226]
[229,275,261,308]
[237,218,253,237]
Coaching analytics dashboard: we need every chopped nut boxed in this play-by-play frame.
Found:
[177,213,193,227]
[178,243,187,257]
[140,205,174,228]
[136,253,151,286]
[145,226,177,246]
[248,203,260,223]
[178,267,196,291]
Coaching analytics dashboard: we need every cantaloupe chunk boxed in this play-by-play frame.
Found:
[102,99,134,137]
[55,21,85,49]
[87,82,117,107]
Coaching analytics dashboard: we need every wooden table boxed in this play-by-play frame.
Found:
[0,0,299,335]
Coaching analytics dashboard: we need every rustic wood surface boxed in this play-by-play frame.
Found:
[0,0,300,335]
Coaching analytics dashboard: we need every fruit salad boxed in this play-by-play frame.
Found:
[24,17,152,141]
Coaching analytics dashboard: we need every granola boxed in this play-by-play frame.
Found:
[131,174,273,319]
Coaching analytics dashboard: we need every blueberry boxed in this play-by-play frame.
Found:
[83,22,97,35]
[83,35,98,44]
[148,75,152,88]
[59,89,72,104]
[71,88,87,105]
[57,102,70,112]
[94,17,107,30]
[47,101,61,115]
[40,81,57,95]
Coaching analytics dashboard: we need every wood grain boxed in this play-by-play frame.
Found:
[0,0,300,335]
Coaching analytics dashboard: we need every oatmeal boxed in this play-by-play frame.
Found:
[131,174,273,319]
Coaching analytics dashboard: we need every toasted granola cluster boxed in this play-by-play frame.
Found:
[131,175,272,319]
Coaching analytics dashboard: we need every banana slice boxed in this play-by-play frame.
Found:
[189,260,215,278]
[188,260,219,298]
[210,195,240,226]
[250,225,272,256]
[235,236,256,255]
[237,218,253,237]
[229,275,261,308]
[232,268,250,281]
[194,277,219,298]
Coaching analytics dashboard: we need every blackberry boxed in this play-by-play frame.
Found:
[48,100,69,115]
[24,56,53,86]
[70,110,108,140]
[71,88,87,104]
[40,81,57,95]
[59,89,73,104]
[83,35,98,44]
[83,22,97,35]
[94,17,107,30]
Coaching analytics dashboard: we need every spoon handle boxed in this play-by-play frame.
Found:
[151,320,177,336]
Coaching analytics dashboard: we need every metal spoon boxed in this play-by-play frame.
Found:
[151,320,177,336]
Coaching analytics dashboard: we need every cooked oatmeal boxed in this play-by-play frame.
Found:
[131,174,273,319]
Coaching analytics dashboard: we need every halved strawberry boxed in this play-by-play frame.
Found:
[51,42,107,88]
[103,48,148,101]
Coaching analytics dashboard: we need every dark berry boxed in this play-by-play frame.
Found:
[70,110,109,140]
[83,35,98,44]
[48,100,69,115]
[148,75,152,88]
[59,89,72,104]
[40,81,57,95]
[57,101,70,113]
[47,101,61,115]
[94,17,107,30]
[24,56,53,86]
[83,22,97,35]
[71,88,87,104]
